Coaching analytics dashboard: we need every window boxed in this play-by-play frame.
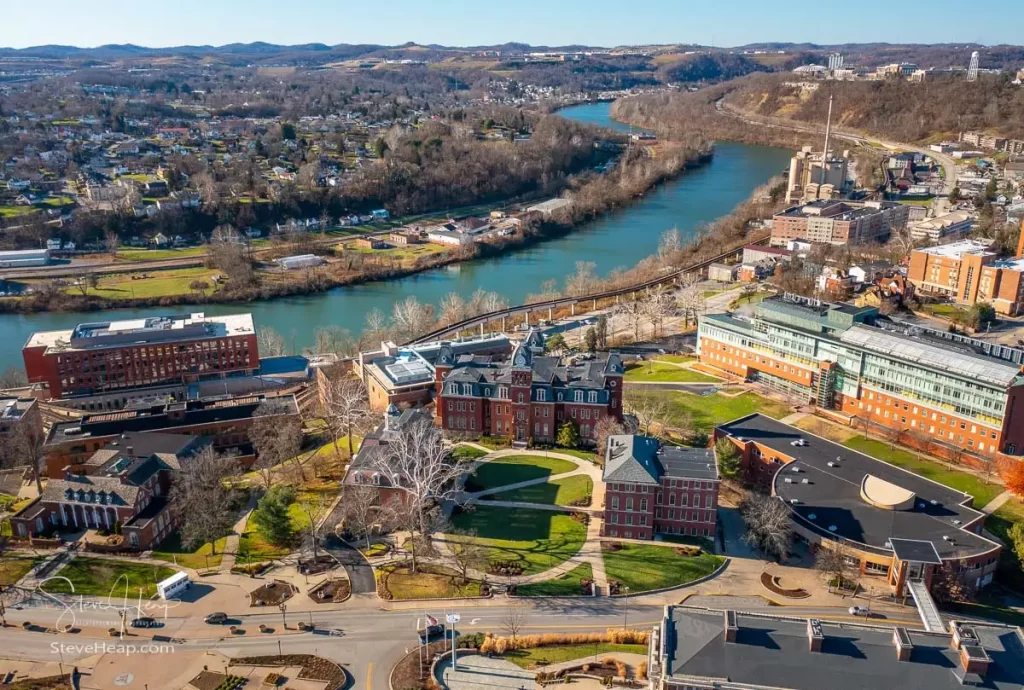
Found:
[537,389,546,402]
[589,391,598,403]
[669,493,676,506]
[625,497,633,511]
[640,498,648,512]
[611,496,619,510]
[680,494,688,507]
[517,393,524,404]
[694,495,701,508]
[575,390,583,402]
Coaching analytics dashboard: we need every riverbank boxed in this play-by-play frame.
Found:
[0,142,711,315]
[0,103,792,370]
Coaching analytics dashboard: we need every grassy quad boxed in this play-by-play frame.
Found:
[377,564,482,600]
[504,643,648,668]
[150,531,229,570]
[624,362,721,383]
[43,558,178,599]
[465,455,577,493]
[603,544,724,594]
[843,437,1003,508]
[630,389,791,435]
[0,556,43,586]
[515,563,594,597]
[491,475,593,507]
[451,505,587,576]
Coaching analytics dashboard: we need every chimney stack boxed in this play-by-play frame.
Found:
[126,446,134,456]
[960,644,991,678]
[724,610,738,643]
[807,619,824,652]
[893,627,913,661]
[950,621,980,650]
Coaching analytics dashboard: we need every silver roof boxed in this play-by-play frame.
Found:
[840,325,1022,387]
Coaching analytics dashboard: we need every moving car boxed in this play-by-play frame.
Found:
[848,606,871,617]
[130,617,159,628]
[205,612,228,625]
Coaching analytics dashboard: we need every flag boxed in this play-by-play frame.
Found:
[426,614,438,627]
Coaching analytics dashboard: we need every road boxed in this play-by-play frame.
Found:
[715,98,958,196]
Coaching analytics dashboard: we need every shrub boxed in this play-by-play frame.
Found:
[615,661,627,679]
[582,664,590,672]
[637,661,648,680]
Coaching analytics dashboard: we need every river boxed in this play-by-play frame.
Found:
[0,102,792,371]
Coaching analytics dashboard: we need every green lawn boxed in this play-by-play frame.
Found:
[654,354,696,364]
[238,512,291,562]
[117,246,208,261]
[150,531,228,570]
[984,498,1024,592]
[0,206,35,218]
[624,362,720,383]
[450,506,587,575]
[0,556,42,586]
[603,544,724,594]
[546,448,598,463]
[43,558,178,598]
[491,475,593,506]
[630,389,791,434]
[515,563,593,597]
[465,455,577,492]
[451,445,489,462]
[64,267,222,300]
[843,437,1003,507]
[378,564,481,600]
[503,643,647,668]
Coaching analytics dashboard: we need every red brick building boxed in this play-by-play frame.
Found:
[23,312,259,399]
[343,406,434,506]
[10,432,210,550]
[436,338,624,446]
[601,435,720,541]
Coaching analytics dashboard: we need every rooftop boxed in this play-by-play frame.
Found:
[915,238,996,259]
[603,435,718,485]
[25,312,255,352]
[717,414,999,561]
[0,396,36,422]
[664,607,1024,690]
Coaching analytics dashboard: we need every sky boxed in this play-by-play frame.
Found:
[3,0,1017,49]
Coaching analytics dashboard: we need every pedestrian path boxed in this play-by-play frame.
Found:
[980,490,1013,515]
[220,493,258,574]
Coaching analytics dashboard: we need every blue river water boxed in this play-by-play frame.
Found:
[0,102,792,370]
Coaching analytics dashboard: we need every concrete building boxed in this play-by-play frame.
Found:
[43,393,298,476]
[10,432,210,550]
[650,607,1024,690]
[437,337,624,446]
[277,254,325,270]
[351,334,513,411]
[908,235,1024,315]
[716,414,1000,597]
[601,435,719,541]
[785,147,849,203]
[0,395,43,455]
[23,313,259,399]
[771,200,909,246]
[697,295,1024,459]
[909,210,975,241]
[707,263,738,282]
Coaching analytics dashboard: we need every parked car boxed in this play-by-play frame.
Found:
[328,628,345,637]
[848,606,871,617]
[205,612,228,625]
[418,623,446,642]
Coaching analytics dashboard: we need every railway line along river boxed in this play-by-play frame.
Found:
[0,102,792,371]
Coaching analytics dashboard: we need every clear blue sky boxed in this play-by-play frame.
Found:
[4,0,1015,49]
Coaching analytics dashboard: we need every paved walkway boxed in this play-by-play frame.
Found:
[219,492,258,574]
[981,490,1014,515]
[437,654,534,690]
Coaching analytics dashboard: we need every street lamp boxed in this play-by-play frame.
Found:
[279,603,288,630]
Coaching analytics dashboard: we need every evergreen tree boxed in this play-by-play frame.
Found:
[715,437,742,482]
[584,327,598,353]
[556,421,581,449]
[253,485,297,547]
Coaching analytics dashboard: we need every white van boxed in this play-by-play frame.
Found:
[156,571,191,600]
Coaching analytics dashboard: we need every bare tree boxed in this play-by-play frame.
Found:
[566,261,598,297]
[320,373,371,457]
[104,230,120,258]
[618,297,645,342]
[815,540,855,592]
[391,296,435,341]
[501,602,528,646]
[3,419,46,493]
[624,390,668,437]
[370,416,464,573]
[449,529,488,584]
[257,326,288,358]
[440,292,467,326]
[298,492,327,562]
[313,326,358,357]
[341,485,382,549]
[658,227,682,264]
[642,285,675,338]
[594,416,626,463]
[740,494,792,562]
[0,367,28,390]
[250,405,305,488]
[676,274,706,329]
[172,449,240,562]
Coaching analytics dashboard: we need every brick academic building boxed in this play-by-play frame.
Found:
[698,295,1024,459]
[23,312,259,399]
[435,337,624,446]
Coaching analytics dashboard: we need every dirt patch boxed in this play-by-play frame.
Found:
[188,670,244,690]
[390,639,447,690]
[308,578,350,604]
[760,571,810,599]
[230,655,349,690]
[249,580,297,607]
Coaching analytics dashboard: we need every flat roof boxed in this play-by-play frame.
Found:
[915,238,995,259]
[665,607,1024,690]
[889,538,943,565]
[716,414,999,561]
[25,313,255,352]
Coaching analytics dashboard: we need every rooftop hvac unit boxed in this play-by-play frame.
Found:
[808,513,817,520]
[784,478,793,484]
[801,478,809,484]
[952,519,962,526]
[930,499,938,506]
[827,462,835,467]
[790,467,800,473]
[790,499,799,504]
[828,525,838,532]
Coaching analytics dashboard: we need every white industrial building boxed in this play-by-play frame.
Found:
[0,249,50,268]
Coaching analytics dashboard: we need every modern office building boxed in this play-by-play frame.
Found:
[649,606,1024,690]
[697,295,1024,458]
[43,393,298,476]
[908,235,1024,316]
[771,200,910,246]
[716,414,1000,600]
[601,435,719,541]
[436,337,624,446]
[23,313,260,399]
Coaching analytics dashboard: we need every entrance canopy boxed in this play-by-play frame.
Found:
[889,538,942,564]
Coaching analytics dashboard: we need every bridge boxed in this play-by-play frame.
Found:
[407,233,770,345]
